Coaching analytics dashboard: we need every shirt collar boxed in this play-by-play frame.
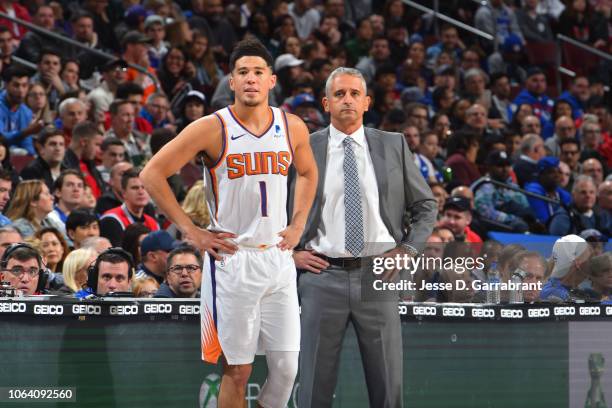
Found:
[329,123,366,149]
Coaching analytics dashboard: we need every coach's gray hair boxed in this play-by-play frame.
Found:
[58,98,86,117]
[325,67,367,98]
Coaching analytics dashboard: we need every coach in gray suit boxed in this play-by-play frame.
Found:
[289,67,437,407]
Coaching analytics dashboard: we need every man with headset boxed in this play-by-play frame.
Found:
[0,243,48,296]
[76,248,134,298]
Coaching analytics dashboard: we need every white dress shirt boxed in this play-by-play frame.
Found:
[308,124,395,257]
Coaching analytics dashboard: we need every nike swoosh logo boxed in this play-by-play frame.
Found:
[231,133,247,140]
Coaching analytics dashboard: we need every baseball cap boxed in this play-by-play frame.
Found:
[125,5,151,26]
[580,229,607,242]
[443,196,471,213]
[292,93,316,110]
[537,156,559,173]
[122,30,152,47]
[485,150,512,166]
[101,58,128,73]
[140,231,180,256]
[502,33,523,53]
[274,53,304,72]
[550,234,589,278]
[144,15,164,30]
[184,90,206,105]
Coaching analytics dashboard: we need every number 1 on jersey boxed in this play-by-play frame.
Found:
[259,181,268,217]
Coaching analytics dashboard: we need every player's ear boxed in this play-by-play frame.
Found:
[364,94,371,112]
[269,72,276,89]
[228,73,235,92]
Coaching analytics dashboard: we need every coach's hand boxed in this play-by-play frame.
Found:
[293,250,330,274]
[184,227,238,261]
[277,224,304,251]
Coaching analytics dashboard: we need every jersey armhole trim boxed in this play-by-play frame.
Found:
[210,112,228,170]
[281,109,294,161]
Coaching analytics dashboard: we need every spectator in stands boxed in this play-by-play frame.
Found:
[0,226,21,259]
[541,235,593,302]
[559,139,581,185]
[175,90,206,134]
[445,130,481,187]
[188,29,222,90]
[133,276,160,298]
[141,93,172,129]
[100,169,158,246]
[122,31,157,102]
[0,66,40,155]
[580,117,604,158]
[463,69,491,111]
[0,169,11,227]
[557,0,608,49]
[79,248,134,296]
[288,0,320,40]
[545,116,576,157]
[475,0,524,54]
[106,99,150,166]
[155,244,202,298]
[34,226,68,273]
[83,0,119,52]
[14,5,60,63]
[514,134,546,187]
[19,126,65,190]
[558,76,590,120]
[87,59,128,118]
[68,11,106,81]
[588,253,612,302]
[344,17,372,65]
[512,67,553,135]
[0,0,31,41]
[66,209,99,250]
[190,0,237,58]
[81,236,112,253]
[135,230,178,284]
[145,15,168,69]
[45,169,84,239]
[489,73,512,124]
[0,26,12,74]
[513,250,547,302]
[25,83,53,126]
[549,175,611,237]
[519,115,542,138]
[149,128,186,202]
[355,36,390,85]
[516,0,554,43]
[31,48,66,109]
[166,181,210,240]
[115,83,153,134]
[6,180,54,238]
[0,243,45,296]
[57,98,87,143]
[581,158,604,187]
[60,60,80,93]
[525,156,571,224]
[96,138,125,185]
[96,161,132,215]
[54,247,97,294]
[426,24,464,68]
[473,150,533,232]
[464,103,499,141]
[405,102,429,135]
[157,47,192,102]
[598,181,612,214]
[439,196,483,243]
[64,121,105,199]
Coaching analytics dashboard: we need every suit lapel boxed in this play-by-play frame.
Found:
[365,128,392,229]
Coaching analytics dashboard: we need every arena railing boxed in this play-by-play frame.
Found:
[0,11,160,91]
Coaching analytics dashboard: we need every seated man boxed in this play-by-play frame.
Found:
[99,169,159,246]
[439,196,483,243]
[96,138,126,184]
[66,209,100,249]
[76,248,134,297]
[472,150,533,232]
[44,169,85,242]
[0,170,13,227]
[525,157,571,224]
[20,126,68,190]
[155,244,202,298]
[549,175,611,237]
[0,243,45,295]
[541,235,594,302]
[0,227,23,258]
[135,230,178,284]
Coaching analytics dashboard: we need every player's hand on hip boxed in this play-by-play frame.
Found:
[277,224,304,251]
[293,250,330,274]
[184,227,238,261]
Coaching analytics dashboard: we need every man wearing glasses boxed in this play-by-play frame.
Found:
[155,244,202,298]
[0,244,44,296]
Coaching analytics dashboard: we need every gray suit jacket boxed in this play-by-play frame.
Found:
[289,126,437,253]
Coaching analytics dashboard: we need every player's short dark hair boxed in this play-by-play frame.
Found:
[229,38,273,72]
[121,168,140,191]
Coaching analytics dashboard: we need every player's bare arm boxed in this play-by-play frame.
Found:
[141,115,238,260]
[278,113,318,251]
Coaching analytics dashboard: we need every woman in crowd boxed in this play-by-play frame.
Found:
[133,276,160,298]
[6,180,54,238]
[167,180,209,240]
[157,46,193,102]
[26,83,54,125]
[56,248,97,294]
[186,30,222,91]
[35,227,69,273]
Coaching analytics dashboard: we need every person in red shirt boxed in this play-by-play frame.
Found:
[64,121,105,199]
[0,0,31,41]
[439,196,483,243]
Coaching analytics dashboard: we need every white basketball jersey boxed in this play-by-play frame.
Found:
[203,106,293,248]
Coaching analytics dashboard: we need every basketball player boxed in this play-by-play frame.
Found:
[141,39,318,407]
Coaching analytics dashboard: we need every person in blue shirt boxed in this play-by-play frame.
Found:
[510,67,554,139]
[0,66,42,155]
[541,235,593,302]
[0,169,12,227]
[557,75,590,120]
[525,156,572,225]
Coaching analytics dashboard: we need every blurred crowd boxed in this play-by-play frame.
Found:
[0,0,610,300]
